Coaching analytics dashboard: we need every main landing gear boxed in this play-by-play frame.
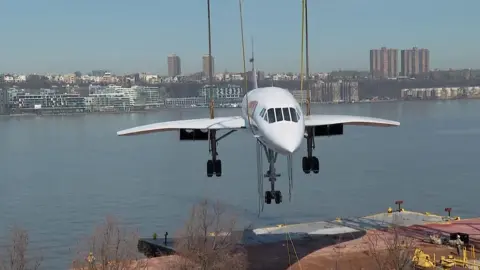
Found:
[302,127,320,174]
[206,129,236,177]
[207,130,221,177]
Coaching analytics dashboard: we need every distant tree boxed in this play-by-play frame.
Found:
[363,216,416,270]
[329,215,417,270]
[173,200,248,270]
[74,71,82,77]
[0,225,42,270]
[72,216,147,270]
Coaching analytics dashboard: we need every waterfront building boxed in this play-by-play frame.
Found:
[165,97,204,107]
[86,93,131,112]
[198,84,243,104]
[9,93,86,113]
[340,81,359,103]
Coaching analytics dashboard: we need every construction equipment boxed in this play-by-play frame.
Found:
[412,246,480,270]
[412,248,436,268]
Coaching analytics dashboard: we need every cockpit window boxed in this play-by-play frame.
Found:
[282,108,290,121]
[264,107,299,123]
[259,108,266,118]
[275,108,283,122]
[267,108,275,123]
[290,107,298,122]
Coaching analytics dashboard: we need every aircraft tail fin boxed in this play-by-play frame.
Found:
[249,37,258,89]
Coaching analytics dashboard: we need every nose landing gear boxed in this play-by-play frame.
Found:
[263,151,282,205]
[265,190,282,205]
[255,140,294,214]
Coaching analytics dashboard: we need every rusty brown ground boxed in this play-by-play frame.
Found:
[142,218,480,270]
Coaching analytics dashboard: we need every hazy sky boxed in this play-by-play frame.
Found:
[0,0,478,74]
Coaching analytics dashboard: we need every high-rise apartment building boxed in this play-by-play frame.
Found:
[167,54,181,77]
[369,47,398,78]
[202,54,215,78]
[400,47,430,77]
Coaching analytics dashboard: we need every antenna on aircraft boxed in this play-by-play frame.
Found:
[250,37,258,90]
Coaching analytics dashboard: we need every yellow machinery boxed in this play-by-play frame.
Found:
[412,248,436,268]
[440,246,479,269]
[413,246,480,270]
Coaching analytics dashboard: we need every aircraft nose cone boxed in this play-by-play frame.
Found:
[271,123,303,154]
[282,131,302,154]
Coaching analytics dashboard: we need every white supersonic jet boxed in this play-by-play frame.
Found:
[117,57,400,207]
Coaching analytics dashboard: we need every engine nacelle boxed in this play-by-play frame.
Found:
[179,129,209,140]
[312,123,343,137]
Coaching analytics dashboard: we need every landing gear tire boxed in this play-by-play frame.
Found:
[312,156,319,174]
[265,191,272,204]
[274,191,282,204]
[207,160,214,177]
[302,156,319,174]
[302,157,311,174]
[215,160,222,177]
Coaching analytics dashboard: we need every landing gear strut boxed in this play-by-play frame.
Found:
[206,130,236,177]
[207,130,221,177]
[302,127,319,174]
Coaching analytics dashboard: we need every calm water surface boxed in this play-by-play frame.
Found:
[1,100,480,269]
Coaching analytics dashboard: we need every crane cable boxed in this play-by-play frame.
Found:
[207,0,214,119]
[299,0,306,114]
[304,0,311,116]
[238,0,251,128]
[239,0,263,214]
[280,1,307,268]
[286,221,303,270]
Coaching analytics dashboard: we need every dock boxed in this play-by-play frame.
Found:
[138,201,479,260]
[137,235,176,257]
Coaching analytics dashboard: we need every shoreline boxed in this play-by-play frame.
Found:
[1,98,479,118]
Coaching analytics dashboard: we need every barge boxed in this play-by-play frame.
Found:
[138,201,480,260]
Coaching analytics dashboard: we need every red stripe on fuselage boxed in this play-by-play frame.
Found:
[247,101,258,117]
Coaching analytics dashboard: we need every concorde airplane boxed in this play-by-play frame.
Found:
[117,59,400,206]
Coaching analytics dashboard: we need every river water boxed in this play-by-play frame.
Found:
[1,100,479,269]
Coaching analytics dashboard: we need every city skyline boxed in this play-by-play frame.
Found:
[1,0,479,74]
